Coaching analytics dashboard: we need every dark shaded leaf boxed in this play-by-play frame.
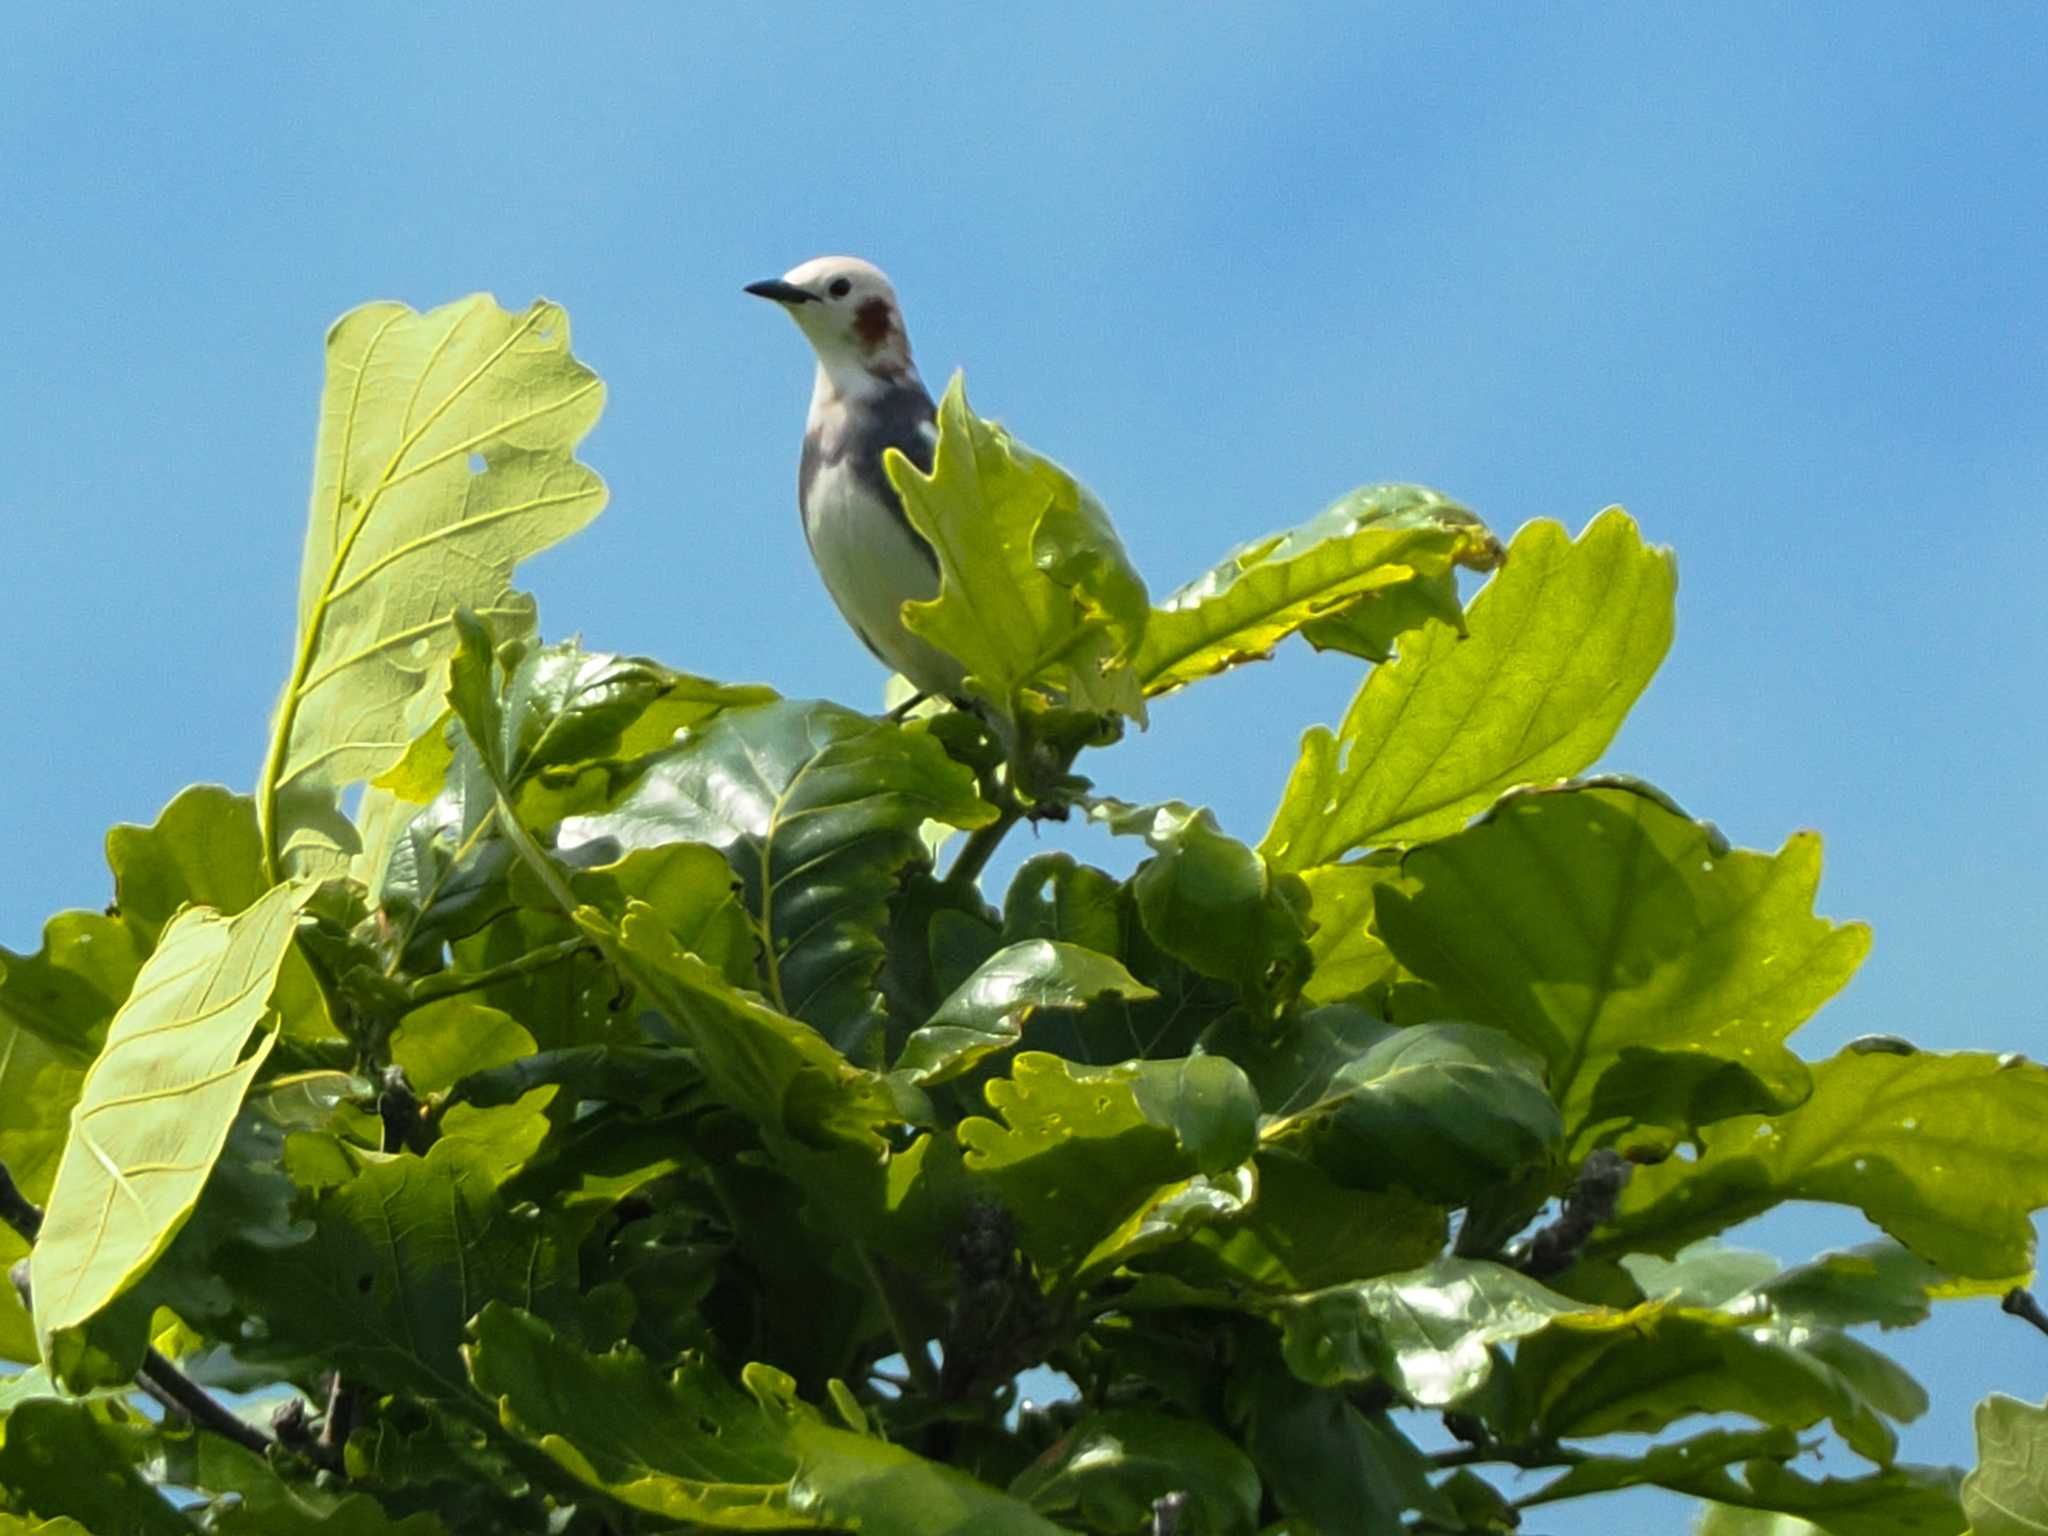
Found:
[1010,1409,1260,1535]
[559,698,993,1061]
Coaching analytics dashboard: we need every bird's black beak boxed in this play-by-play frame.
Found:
[744,278,817,305]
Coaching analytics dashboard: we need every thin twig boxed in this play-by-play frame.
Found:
[2003,1287,2048,1341]
[0,1162,44,1242]
[0,1157,273,1456]
[138,1348,274,1455]
[1431,1441,1586,1472]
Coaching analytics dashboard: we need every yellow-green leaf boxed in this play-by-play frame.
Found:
[1599,1043,2048,1280]
[1135,483,1496,697]
[259,295,607,880]
[1262,510,1675,867]
[30,881,311,1377]
[890,374,1148,720]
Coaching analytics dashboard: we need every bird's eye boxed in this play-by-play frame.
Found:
[828,277,853,298]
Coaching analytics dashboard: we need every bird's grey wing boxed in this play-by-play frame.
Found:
[810,380,941,575]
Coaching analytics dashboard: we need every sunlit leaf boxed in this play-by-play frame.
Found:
[199,1436,450,1534]
[891,374,1149,720]
[1134,484,1496,696]
[1279,1257,1582,1403]
[1296,857,1401,1004]
[959,1052,1255,1279]
[31,881,311,1378]
[259,295,606,879]
[1183,1149,1446,1293]
[389,999,554,1181]
[105,786,333,1040]
[1523,1426,1799,1507]
[1262,510,1675,865]
[1962,1394,2048,1536]
[1597,1043,2048,1280]
[894,940,1156,1085]
[1374,781,1865,1153]
[0,909,148,1060]
[1514,1303,1906,1465]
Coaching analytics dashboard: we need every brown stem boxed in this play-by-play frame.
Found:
[2003,1287,2048,1341]
[0,1157,272,1457]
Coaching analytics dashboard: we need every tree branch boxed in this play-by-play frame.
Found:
[0,1161,44,1242]
[0,1156,272,1457]
[2003,1287,2048,1341]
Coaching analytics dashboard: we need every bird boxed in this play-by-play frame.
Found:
[745,255,965,703]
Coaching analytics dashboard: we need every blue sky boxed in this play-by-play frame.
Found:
[3,5,2043,1527]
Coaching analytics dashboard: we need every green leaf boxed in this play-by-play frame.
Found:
[1296,858,1401,1004]
[389,999,554,1181]
[0,1397,192,1535]
[1514,1303,1905,1465]
[894,940,1156,1085]
[1183,1149,1446,1293]
[448,1044,704,1115]
[603,903,901,1151]
[1010,1409,1260,1535]
[226,1138,578,1398]
[1374,782,1866,1153]
[258,295,607,880]
[30,881,311,1378]
[890,374,1149,720]
[468,1303,1066,1533]
[105,786,334,1041]
[105,784,268,938]
[1748,1241,1961,1331]
[1278,1257,1581,1403]
[1237,1362,1453,1531]
[1523,1426,1800,1506]
[1262,509,1676,865]
[566,843,757,987]
[560,699,993,1060]
[1001,853,1124,955]
[1963,1395,2048,1536]
[198,1437,450,1534]
[1133,483,1496,696]
[1598,1044,2048,1280]
[1263,1022,1561,1203]
[0,909,148,1060]
[1090,799,1311,1010]
[1686,1461,1966,1535]
[0,1015,87,1361]
[958,1052,1253,1279]
[500,640,775,793]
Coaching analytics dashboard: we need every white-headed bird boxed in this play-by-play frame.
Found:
[746,255,963,701]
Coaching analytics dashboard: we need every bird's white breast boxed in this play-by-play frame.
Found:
[803,458,964,699]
